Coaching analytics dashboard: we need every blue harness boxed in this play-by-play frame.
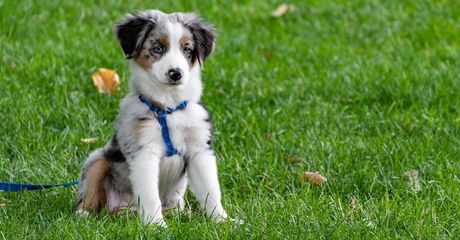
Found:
[138,95,188,157]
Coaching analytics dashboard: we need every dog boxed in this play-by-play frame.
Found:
[76,10,229,227]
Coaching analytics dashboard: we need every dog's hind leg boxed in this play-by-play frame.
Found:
[76,149,109,215]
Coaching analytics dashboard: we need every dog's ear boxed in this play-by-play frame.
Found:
[115,13,155,59]
[181,13,216,65]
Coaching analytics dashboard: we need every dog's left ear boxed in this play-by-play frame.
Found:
[115,13,155,59]
[181,13,216,65]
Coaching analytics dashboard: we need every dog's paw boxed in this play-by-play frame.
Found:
[142,215,168,228]
[229,217,244,225]
[213,216,244,225]
[209,211,228,224]
[76,209,90,218]
[211,212,245,225]
[146,219,168,228]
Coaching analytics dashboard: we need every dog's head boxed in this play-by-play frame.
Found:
[115,10,215,86]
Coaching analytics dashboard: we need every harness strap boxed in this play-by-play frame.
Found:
[138,95,188,157]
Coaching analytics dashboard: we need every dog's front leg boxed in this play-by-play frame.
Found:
[128,150,166,227]
[188,150,228,222]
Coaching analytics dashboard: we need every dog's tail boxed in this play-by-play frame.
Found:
[76,148,109,214]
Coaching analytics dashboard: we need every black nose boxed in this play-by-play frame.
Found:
[168,68,183,81]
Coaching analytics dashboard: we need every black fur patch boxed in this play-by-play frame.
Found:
[199,102,213,148]
[104,135,126,162]
[181,14,216,65]
[138,117,150,121]
[182,156,189,176]
[115,14,155,59]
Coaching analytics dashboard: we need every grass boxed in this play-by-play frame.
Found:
[1,0,459,238]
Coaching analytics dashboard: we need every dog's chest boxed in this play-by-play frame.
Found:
[140,103,210,155]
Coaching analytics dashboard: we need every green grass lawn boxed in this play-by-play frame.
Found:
[1,0,459,239]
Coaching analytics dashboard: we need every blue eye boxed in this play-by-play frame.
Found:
[183,47,192,55]
[152,46,164,54]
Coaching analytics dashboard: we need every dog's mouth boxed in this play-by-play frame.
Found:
[167,81,183,86]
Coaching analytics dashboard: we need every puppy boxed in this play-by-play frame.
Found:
[76,10,228,227]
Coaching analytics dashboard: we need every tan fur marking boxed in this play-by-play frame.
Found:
[135,48,153,69]
[77,157,109,213]
[160,35,169,49]
[180,35,196,69]
[191,58,199,69]
[134,96,167,139]
[134,117,154,139]
[180,36,191,47]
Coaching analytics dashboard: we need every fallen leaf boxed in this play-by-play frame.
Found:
[303,171,327,185]
[81,137,98,144]
[92,68,120,95]
[403,170,421,192]
[283,155,302,164]
[271,4,295,18]
[262,51,274,60]
[265,132,275,140]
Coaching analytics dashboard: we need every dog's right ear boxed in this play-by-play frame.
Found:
[115,13,155,59]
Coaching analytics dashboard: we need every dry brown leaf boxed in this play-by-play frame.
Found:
[283,155,303,164]
[81,137,98,144]
[271,4,295,18]
[265,132,275,140]
[403,170,421,192]
[303,171,327,185]
[92,68,120,95]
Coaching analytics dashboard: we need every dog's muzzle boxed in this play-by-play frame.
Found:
[168,68,183,84]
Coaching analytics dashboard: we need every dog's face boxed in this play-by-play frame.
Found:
[115,10,215,86]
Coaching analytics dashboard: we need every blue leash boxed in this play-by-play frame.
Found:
[0,180,79,192]
[0,95,186,192]
[138,95,188,156]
